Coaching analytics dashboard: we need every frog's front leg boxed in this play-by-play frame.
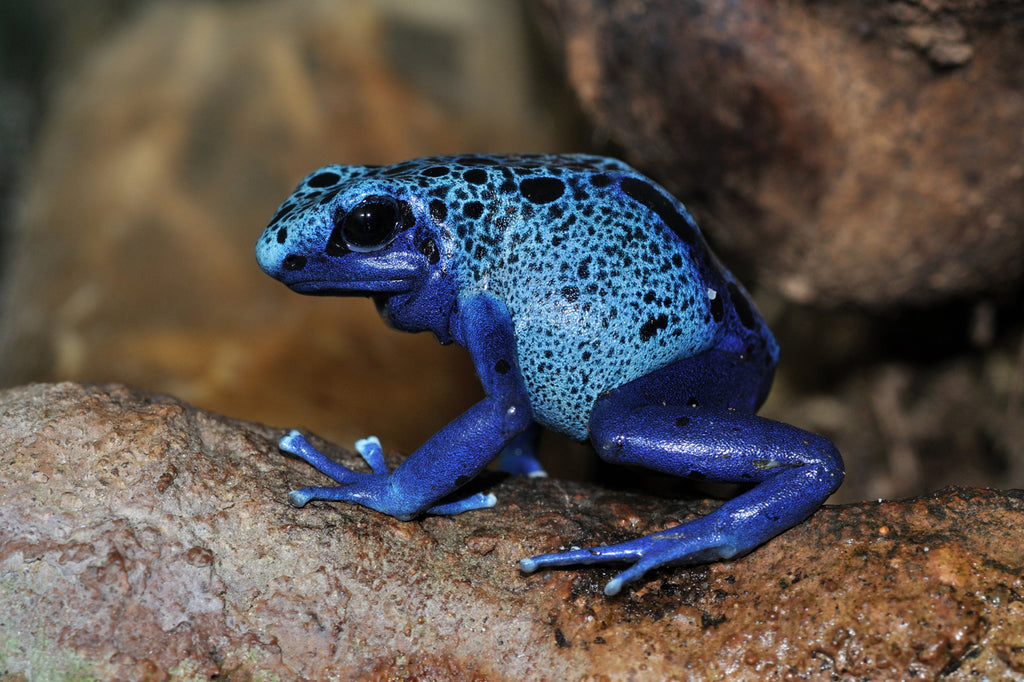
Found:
[282,432,498,515]
[281,292,532,520]
[521,351,844,595]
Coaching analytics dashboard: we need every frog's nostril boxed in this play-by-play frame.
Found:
[283,254,307,271]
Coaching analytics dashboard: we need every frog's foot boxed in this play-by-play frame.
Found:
[520,515,737,596]
[494,445,547,478]
[493,424,547,478]
[280,430,496,517]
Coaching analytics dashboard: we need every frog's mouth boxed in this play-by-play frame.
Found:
[277,251,425,295]
[287,279,416,296]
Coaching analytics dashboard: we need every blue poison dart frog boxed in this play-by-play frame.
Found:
[256,154,844,596]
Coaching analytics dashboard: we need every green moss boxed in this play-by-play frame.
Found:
[0,633,97,682]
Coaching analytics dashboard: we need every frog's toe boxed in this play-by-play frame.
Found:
[278,429,308,455]
[288,485,346,507]
[427,492,497,515]
[604,565,648,596]
[288,488,315,508]
[601,542,701,595]
[279,429,366,484]
[520,538,645,574]
[519,543,657,596]
[354,436,388,474]
[520,527,735,594]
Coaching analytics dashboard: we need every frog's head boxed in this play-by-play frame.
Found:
[256,164,456,340]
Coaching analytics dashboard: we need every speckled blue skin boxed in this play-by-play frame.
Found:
[256,154,844,595]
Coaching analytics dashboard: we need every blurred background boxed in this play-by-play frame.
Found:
[1,0,1022,503]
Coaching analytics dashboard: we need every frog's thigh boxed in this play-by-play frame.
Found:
[531,352,842,594]
[588,350,832,483]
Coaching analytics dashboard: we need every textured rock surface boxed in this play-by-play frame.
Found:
[532,0,1024,306]
[3,382,1024,679]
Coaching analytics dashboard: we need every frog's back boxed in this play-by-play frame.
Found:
[384,154,771,439]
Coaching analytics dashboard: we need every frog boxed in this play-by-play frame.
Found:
[255,154,844,596]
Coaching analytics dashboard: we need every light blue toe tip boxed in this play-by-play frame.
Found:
[354,435,381,452]
[279,429,302,449]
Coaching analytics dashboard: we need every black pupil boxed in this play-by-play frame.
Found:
[340,197,398,250]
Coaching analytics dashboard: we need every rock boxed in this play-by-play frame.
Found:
[2,382,1024,679]
[531,0,1024,306]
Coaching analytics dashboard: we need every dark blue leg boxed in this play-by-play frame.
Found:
[494,423,546,477]
[520,350,843,595]
[280,292,534,520]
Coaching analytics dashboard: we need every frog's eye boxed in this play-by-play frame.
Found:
[329,196,401,254]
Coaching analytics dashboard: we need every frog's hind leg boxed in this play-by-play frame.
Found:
[519,350,844,595]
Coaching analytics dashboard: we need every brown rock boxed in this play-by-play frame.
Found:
[2,382,1024,678]
[532,0,1024,306]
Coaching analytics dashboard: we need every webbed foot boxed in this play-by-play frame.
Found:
[520,514,747,596]
[280,430,496,516]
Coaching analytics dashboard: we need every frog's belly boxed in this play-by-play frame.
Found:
[513,303,714,440]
